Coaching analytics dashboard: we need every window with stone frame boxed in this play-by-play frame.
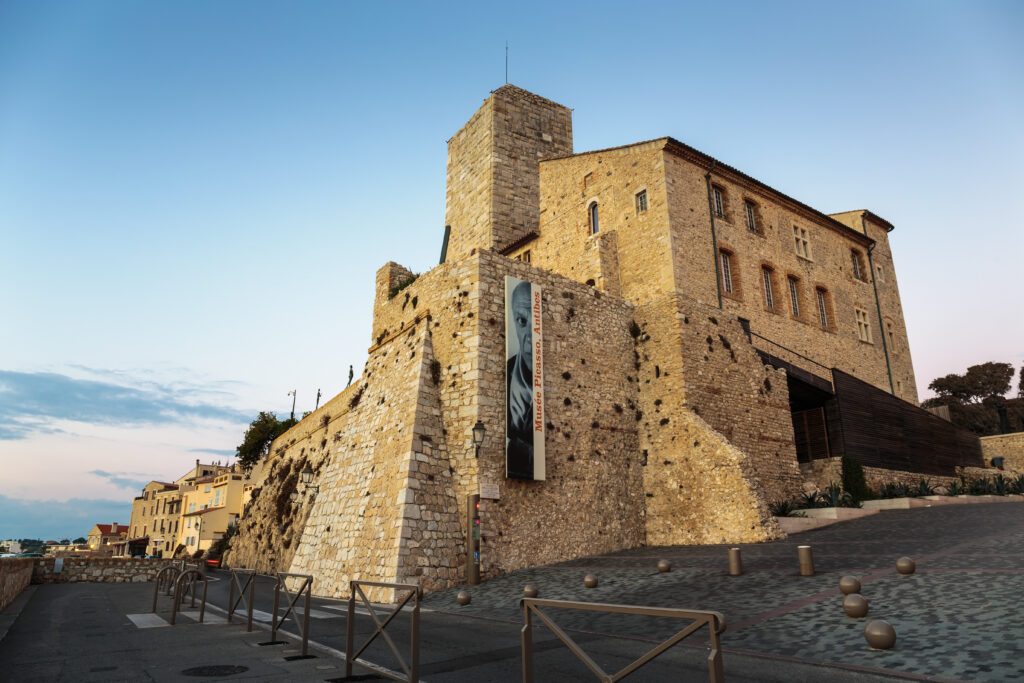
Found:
[712,184,726,219]
[886,319,897,352]
[850,248,868,281]
[787,275,802,318]
[793,226,811,259]
[761,265,778,312]
[515,250,531,263]
[588,201,599,235]
[635,189,648,214]
[744,199,761,234]
[815,287,834,331]
[719,248,739,297]
[855,308,873,343]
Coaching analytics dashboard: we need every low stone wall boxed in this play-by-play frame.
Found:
[1,558,34,611]
[980,432,1024,472]
[800,458,1000,493]
[32,557,174,584]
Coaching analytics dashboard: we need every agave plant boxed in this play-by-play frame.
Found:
[1011,475,1024,495]
[878,482,911,499]
[769,499,797,517]
[915,479,936,497]
[947,478,965,496]
[799,491,823,509]
[968,478,994,495]
[992,474,1009,496]
[821,482,857,508]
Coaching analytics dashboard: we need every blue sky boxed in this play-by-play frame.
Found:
[1,1,1021,539]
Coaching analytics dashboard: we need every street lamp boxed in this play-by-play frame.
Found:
[300,463,314,485]
[472,420,486,458]
[289,490,299,503]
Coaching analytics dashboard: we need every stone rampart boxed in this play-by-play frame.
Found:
[980,432,1024,473]
[1,558,34,611]
[30,557,173,584]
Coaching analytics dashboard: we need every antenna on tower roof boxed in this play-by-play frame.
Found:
[505,41,508,84]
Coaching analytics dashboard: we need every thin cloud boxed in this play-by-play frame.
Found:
[0,370,252,440]
[89,470,153,491]
[188,448,236,457]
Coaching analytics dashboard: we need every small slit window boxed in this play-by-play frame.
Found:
[719,250,734,295]
[787,276,801,318]
[712,185,725,219]
[762,266,775,311]
[815,287,830,329]
[851,249,867,281]
[589,202,599,235]
[744,200,759,233]
[635,189,648,214]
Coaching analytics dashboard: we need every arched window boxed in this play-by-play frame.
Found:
[589,202,600,235]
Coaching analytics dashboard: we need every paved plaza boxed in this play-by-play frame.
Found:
[1,501,1022,681]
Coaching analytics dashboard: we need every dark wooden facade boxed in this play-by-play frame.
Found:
[825,370,983,476]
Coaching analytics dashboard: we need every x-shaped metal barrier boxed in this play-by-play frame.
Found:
[520,598,726,683]
[272,573,313,656]
[227,568,257,631]
[345,580,421,682]
[170,569,208,625]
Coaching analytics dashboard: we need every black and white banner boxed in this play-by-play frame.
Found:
[505,275,545,480]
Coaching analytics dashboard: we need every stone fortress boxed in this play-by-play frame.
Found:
[228,85,984,598]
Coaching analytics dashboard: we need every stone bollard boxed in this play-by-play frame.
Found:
[656,559,672,573]
[523,584,538,599]
[583,574,598,588]
[843,594,869,618]
[864,620,897,650]
[456,591,471,606]
[728,548,743,576]
[798,546,814,576]
[896,557,916,575]
[839,576,862,595]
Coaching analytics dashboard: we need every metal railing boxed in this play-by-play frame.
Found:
[520,598,726,683]
[227,568,257,631]
[272,573,313,656]
[170,569,208,625]
[345,580,421,682]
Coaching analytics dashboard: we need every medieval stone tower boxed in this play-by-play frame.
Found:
[444,85,573,261]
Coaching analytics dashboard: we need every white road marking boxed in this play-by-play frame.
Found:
[180,611,227,624]
[126,613,169,629]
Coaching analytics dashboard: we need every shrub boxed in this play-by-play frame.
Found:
[822,482,858,508]
[769,499,797,517]
[1010,474,1024,495]
[799,491,822,509]
[968,478,994,495]
[947,478,965,496]
[841,456,871,502]
[915,479,936,497]
[992,474,1009,496]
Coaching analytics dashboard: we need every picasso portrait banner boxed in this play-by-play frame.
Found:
[505,275,546,481]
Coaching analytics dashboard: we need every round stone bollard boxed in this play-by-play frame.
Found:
[896,557,916,575]
[839,576,862,595]
[523,584,539,599]
[864,620,897,650]
[456,591,471,606]
[843,593,869,618]
[583,574,598,589]
[657,559,672,573]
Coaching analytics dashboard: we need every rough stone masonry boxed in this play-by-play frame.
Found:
[229,84,930,599]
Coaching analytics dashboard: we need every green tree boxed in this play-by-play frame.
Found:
[72,537,86,544]
[1018,364,1023,398]
[928,362,1013,404]
[236,411,297,471]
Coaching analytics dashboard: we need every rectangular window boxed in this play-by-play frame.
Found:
[712,185,725,218]
[793,226,810,259]
[636,189,648,214]
[762,267,774,310]
[851,250,865,280]
[517,250,531,263]
[887,321,896,350]
[856,308,872,342]
[816,289,829,329]
[788,276,801,317]
[719,251,734,294]
[744,200,758,233]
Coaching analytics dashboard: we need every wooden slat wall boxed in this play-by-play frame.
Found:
[831,370,984,476]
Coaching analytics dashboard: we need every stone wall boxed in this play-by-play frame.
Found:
[980,432,1024,473]
[799,458,1001,492]
[1,558,33,611]
[31,557,173,584]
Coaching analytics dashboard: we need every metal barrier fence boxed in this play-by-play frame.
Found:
[345,580,421,682]
[152,565,179,612]
[227,568,257,631]
[520,598,726,683]
[170,569,208,625]
[272,573,313,656]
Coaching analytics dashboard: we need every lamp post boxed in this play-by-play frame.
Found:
[300,463,318,496]
[287,390,296,421]
[472,420,486,458]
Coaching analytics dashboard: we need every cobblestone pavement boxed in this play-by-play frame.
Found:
[423,501,1024,682]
